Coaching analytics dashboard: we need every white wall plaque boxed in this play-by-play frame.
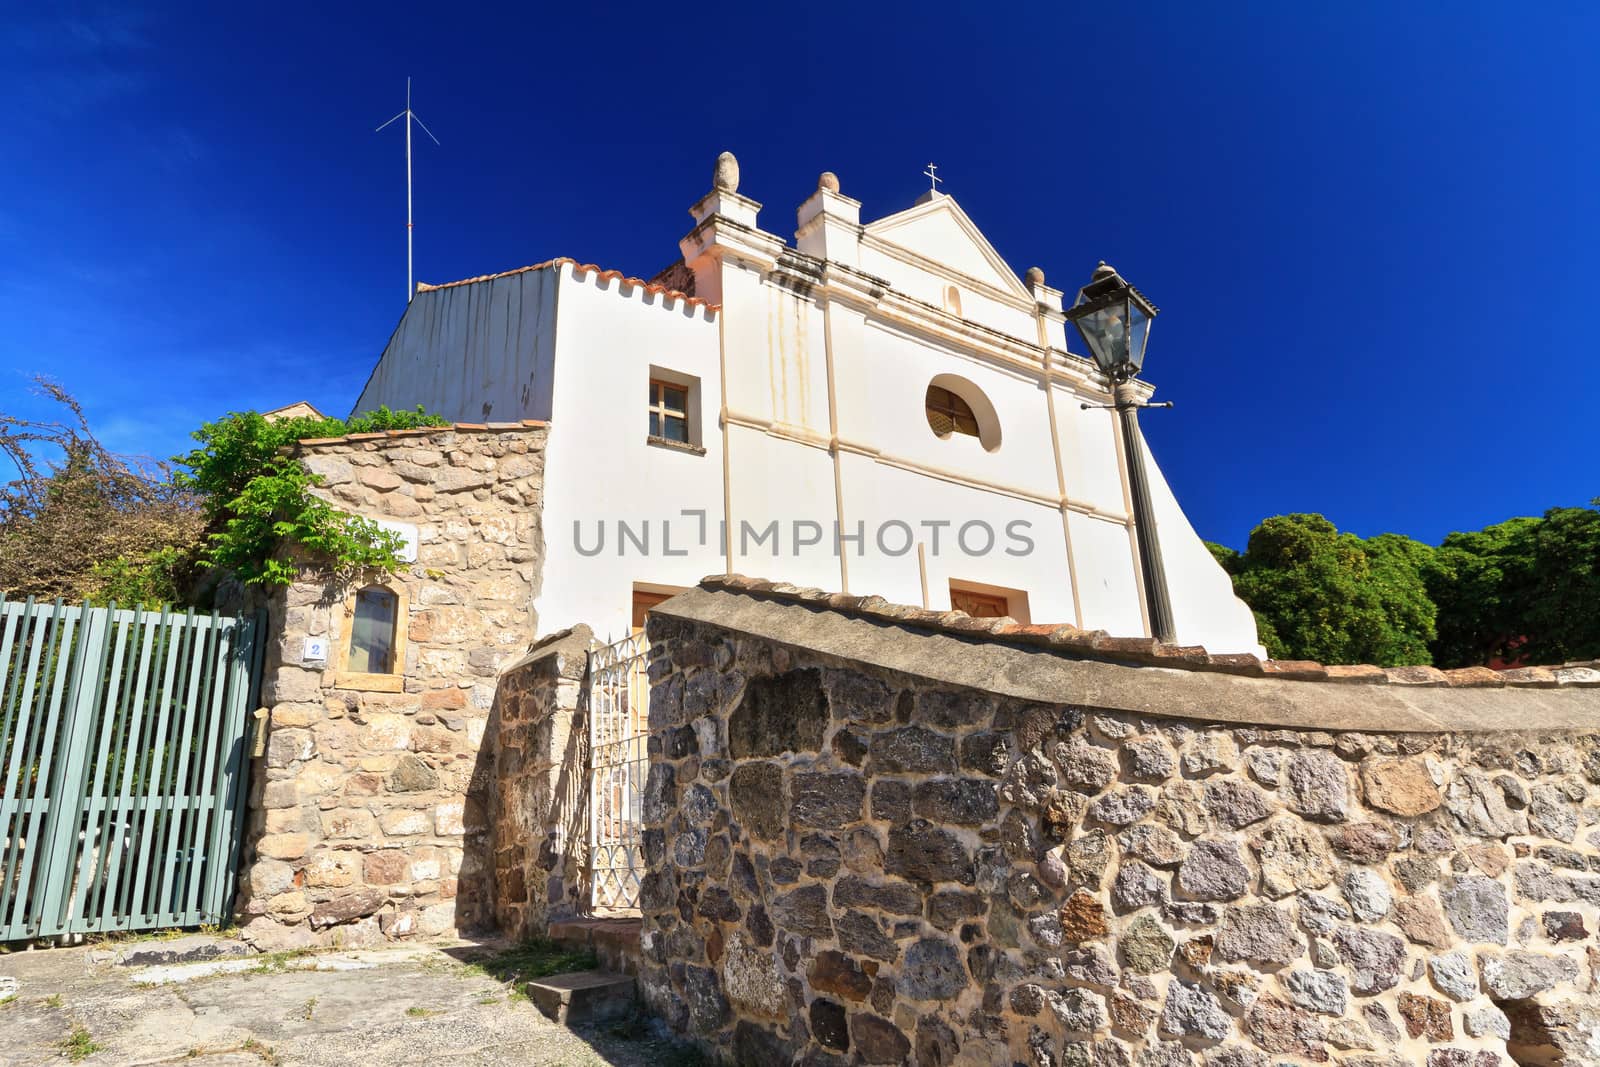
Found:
[303,636,329,663]
[374,519,419,563]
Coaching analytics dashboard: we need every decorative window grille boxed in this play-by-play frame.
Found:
[925,384,980,439]
[586,632,650,912]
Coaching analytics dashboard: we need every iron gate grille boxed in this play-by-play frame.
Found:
[587,632,648,912]
[0,598,263,941]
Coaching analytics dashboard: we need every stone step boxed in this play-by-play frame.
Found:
[547,917,641,976]
[525,969,635,1026]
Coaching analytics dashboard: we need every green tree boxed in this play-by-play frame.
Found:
[1361,532,1438,666]
[1427,516,1538,667]
[1227,513,1436,666]
[1520,502,1600,663]
[1428,501,1600,667]
[0,380,203,604]
[1205,540,1241,575]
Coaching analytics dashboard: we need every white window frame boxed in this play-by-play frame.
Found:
[646,366,704,453]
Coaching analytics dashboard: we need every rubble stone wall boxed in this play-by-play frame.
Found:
[242,423,546,949]
[489,624,592,939]
[638,598,1600,1067]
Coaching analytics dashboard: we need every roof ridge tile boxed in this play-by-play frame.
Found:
[689,575,1588,691]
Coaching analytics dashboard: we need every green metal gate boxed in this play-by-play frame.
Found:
[0,597,264,941]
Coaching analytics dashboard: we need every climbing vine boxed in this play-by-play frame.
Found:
[175,406,449,586]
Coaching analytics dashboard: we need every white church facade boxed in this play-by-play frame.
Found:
[351,154,1263,655]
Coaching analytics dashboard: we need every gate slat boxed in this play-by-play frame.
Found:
[35,603,111,936]
[154,609,207,926]
[0,597,45,938]
[182,613,230,921]
[99,607,160,933]
[3,600,75,938]
[208,611,263,921]
[131,607,188,924]
[68,604,135,932]
[123,605,177,925]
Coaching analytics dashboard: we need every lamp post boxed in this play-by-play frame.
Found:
[1065,262,1176,644]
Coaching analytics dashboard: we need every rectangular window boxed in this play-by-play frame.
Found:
[649,379,689,443]
[348,585,399,673]
[949,580,1032,623]
[951,587,1009,619]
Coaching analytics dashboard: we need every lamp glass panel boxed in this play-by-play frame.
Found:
[1126,301,1150,375]
[1075,302,1130,375]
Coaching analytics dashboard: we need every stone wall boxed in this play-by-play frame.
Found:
[637,584,1600,1067]
[490,624,592,939]
[241,422,546,949]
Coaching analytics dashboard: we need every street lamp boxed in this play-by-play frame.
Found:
[1065,262,1176,644]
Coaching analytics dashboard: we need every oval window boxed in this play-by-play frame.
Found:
[924,375,1002,452]
[926,386,978,439]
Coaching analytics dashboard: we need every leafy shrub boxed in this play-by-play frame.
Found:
[174,406,449,586]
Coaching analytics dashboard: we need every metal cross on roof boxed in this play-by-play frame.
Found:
[923,162,942,192]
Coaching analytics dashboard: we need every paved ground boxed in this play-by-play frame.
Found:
[0,936,698,1067]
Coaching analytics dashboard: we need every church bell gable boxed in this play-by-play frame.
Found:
[863,193,1033,302]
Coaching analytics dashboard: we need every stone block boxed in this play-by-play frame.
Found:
[379,809,431,836]
[435,801,465,835]
[255,833,310,860]
[303,851,359,888]
[320,808,379,840]
[364,849,410,884]
[266,728,314,768]
[310,888,387,928]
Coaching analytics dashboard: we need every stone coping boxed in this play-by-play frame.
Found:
[501,624,592,680]
[650,582,1600,733]
[293,420,549,449]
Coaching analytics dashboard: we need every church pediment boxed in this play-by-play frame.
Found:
[863,194,1031,301]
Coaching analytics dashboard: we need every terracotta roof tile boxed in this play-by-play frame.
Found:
[1261,660,1329,681]
[690,574,1583,691]
[415,256,720,313]
[1323,664,1389,685]
[1440,666,1504,688]
[1383,665,1449,686]
[1496,666,1559,687]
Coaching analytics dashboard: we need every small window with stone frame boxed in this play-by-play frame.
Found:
[332,583,410,692]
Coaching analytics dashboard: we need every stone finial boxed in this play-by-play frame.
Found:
[818,171,840,193]
[1025,266,1045,287]
[713,151,740,193]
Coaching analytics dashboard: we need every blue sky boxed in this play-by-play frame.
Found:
[2,3,1595,549]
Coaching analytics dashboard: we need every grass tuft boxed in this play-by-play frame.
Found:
[461,938,597,987]
[59,1024,103,1062]
[248,948,316,975]
[241,1036,281,1064]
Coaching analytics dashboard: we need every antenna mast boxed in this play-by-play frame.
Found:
[376,78,440,302]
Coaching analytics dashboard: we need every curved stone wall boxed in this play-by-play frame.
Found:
[638,589,1600,1067]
